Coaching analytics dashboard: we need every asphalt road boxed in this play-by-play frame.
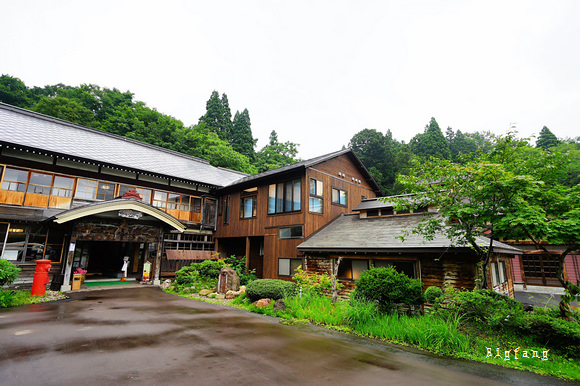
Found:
[0,287,572,385]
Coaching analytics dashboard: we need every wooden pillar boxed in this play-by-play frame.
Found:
[153,234,163,286]
[245,236,251,272]
[61,237,77,292]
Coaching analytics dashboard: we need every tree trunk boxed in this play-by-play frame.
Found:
[332,257,343,303]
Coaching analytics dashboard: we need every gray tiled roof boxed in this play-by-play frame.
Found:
[0,103,246,187]
[298,213,522,255]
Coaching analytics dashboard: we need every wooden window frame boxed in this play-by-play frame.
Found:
[309,178,323,214]
[331,187,347,206]
[268,179,301,215]
[240,195,257,219]
[278,225,304,239]
[278,257,302,276]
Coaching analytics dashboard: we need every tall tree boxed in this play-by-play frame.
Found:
[536,126,560,149]
[348,128,394,194]
[231,109,256,161]
[198,91,233,144]
[409,118,451,160]
[255,130,300,172]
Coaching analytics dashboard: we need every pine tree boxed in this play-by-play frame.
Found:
[199,91,233,143]
[536,126,560,149]
[409,118,451,160]
[231,109,256,161]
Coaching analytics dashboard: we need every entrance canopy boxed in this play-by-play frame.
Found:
[51,198,186,232]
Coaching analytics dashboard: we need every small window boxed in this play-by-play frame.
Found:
[491,261,507,286]
[279,226,303,239]
[337,259,369,280]
[27,172,52,195]
[278,257,302,276]
[75,179,98,200]
[331,188,347,206]
[96,182,115,201]
[309,178,323,213]
[240,196,257,218]
[366,210,379,217]
[51,176,75,198]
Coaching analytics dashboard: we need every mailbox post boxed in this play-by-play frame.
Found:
[31,259,52,297]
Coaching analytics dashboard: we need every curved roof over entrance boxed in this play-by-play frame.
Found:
[51,198,186,232]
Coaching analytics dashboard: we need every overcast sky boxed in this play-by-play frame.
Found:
[1,0,578,159]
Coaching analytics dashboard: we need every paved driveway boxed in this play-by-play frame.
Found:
[0,287,569,385]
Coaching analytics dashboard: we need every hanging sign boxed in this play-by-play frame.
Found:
[118,209,143,220]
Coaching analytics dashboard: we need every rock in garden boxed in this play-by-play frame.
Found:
[225,290,237,299]
[161,279,172,289]
[239,285,246,294]
[254,298,271,308]
[215,294,226,299]
[199,289,213,296]
[273,299,285,312]
[217,267,240,294]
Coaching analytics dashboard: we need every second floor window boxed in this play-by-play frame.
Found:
[309,178,323,213]
[331,187,347,206]
[240,196,257,218]
[268,179,301,214]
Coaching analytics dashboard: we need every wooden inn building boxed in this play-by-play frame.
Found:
[0,102,525,295]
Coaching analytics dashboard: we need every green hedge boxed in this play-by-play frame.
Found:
[245,279,298,301]
[354,267,424,313]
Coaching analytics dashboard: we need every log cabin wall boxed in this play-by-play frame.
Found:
[304,253,514,297]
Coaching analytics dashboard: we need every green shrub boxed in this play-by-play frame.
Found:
[245,279,298,301]
[354,267,424,313]
[520,312,580,358]
[424,286,443,304]
[0,289,16,308]
[0,259,20,287]
[173,268,200,291]
[194,259,226,279]
[293,266,337,295]
[223,255,256,286]
[443,289,526,331]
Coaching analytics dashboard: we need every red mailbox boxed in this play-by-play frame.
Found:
[31,259,52,297]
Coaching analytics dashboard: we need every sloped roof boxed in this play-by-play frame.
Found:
[0,103,246,188]
[219,148,382,194]
[298,213,522,255]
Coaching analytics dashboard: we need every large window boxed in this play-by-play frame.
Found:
[309,178,323,213]
[1,168,28,192]
[240,196,257,218]
[338,259,417,280]
[51,176,75,198]
[268,179,301,214]
[27,172,52,195]
[278,257,302,276]
[331,187,347,206]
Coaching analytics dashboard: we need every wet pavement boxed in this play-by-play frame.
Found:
[0,287,573,385]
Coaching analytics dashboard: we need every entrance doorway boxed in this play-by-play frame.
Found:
[73,241,148,280]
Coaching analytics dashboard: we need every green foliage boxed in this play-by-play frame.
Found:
[0,290,17,308]
[245,279,298,301]
[292,266,337,295]
[536,126,560,149]
[442,289,526,330]
[254,130,300,172]
[222,255,256,286]
[424,286,443,304]
[231,109,256,161]
[348,128,395,193]
[0,259,20,286]
[173,259,226,292]
[521,312,580,358]
[409,117,451,161]
[354,267,424,312]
